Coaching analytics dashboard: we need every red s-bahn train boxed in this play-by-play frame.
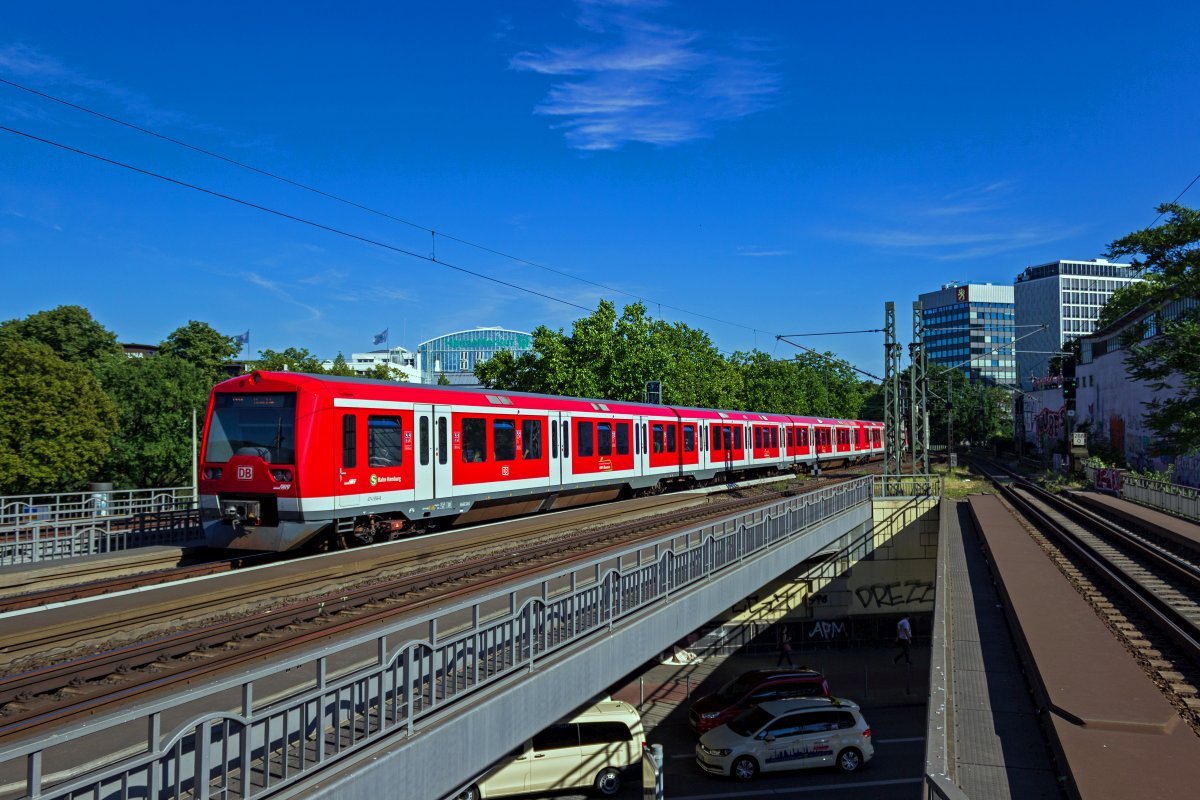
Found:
[199,372,884,552]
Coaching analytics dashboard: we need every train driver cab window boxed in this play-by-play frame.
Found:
[597,422,613,456]
[666,425,677,452]
[577,421,594,457]
[617,422,630,455]
[651,424,665,453]
[462,418,486,463]
[367,416,403,467]
[342,415,356,469]
[683,425,695,453]
[521,419,542,460]
[494,419,517,461]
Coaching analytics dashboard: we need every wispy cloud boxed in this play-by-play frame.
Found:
[242,270,324,323]
[510,1,778,150]
[0,42,190,128]
[831,181,1081,261]
[737,245,791,257]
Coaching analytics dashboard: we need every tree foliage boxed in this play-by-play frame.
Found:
[0,338,119,494]
[0,305,122,364]
[158,321,241,384]
[94,355,211,488]
[476,301,868,418]
[1106,203,1200,454]
[252,347,327,374]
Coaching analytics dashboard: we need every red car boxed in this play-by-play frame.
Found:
[688,668,831,734]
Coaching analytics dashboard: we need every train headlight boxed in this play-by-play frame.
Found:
[203,467,223,480]
[270,469,293,481]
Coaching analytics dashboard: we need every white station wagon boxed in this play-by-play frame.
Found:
[695,697,873,780]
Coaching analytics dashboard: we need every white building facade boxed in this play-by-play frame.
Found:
[321,348,422,382]
[1013,259,1139,390]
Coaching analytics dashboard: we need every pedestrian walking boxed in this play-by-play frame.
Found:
[776,624,794,666]
[893,616,912,665]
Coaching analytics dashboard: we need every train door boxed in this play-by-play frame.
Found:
[336,408,362,508]
[414,404,454,500]
[548,412,563,489]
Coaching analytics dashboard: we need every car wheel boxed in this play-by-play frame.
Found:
[594,766,622,796]
[732,755,758,781]
[455,785,480,800]
[837,747,863,773]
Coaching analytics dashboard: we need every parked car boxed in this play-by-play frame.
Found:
[458,700,645,799]
[695,697,873,780]
[688,668,830,734]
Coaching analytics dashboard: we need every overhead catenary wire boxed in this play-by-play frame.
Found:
[1149,171,1200,227]
[0,77,766,339]
[0,124,594,314]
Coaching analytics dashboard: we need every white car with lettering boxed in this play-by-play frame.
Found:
[695,697,873,780]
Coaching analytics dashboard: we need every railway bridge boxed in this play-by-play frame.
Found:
[0,475,939,800]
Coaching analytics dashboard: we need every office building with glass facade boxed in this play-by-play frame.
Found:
[418,327,533,385]
[1013,259,1138,390]
[919,283,1016,387]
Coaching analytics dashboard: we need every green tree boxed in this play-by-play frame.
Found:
[1106,203,1200,455]
[327,353,357,377]
[0,305,121,364]
[94,355,211,488]
[252,347,327,374]
[158,321,241,384]
[0,338,119,494]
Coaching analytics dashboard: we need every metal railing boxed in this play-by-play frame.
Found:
[1122,474,1200,523]
[0,486,196,528]
[2,478,875,800]
[0,487,201,566]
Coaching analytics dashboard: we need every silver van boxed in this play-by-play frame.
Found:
[460,700,645,798]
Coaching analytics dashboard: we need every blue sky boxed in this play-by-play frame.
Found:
[2,1,1197,379]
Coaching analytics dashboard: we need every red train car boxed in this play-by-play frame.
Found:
[199,372,884,551]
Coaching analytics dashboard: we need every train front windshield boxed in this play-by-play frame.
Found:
[205,393,297,464]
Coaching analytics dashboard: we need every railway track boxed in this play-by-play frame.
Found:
[0,473,861,743]
[972,457,1200,732]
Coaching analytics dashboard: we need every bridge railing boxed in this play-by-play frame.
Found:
[1122,474,1200,523]
[0,487,201,566]
[0,478,874,800]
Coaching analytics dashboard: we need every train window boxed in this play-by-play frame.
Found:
[642,423,648,454]
[522,419,542,460]
[616,422,630,455]
[462,418,487,462]
[563,421,570,457]
[437,418,447,465]
[551,419,558,457]
[368,416,404,467]
[754,427,762,449]
[733,426,743,450]
[787,428,793,447]
[666,425,677,452]
[419,417,430,466]
[494,419,517,462]
[712,426,722,451]
[651,424,665,454]
[577,421,594,457]
[683,425,695,453]
[342,415,356,469]
[597,422,612,456]
[771,428,778,449]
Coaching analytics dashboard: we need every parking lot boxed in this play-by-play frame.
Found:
[505,641,929,799]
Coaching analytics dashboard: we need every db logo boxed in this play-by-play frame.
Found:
[501,465,510,476]
[237,466,253,481]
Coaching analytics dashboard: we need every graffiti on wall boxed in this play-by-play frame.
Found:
[854,580,935,609]
[805,620,847,641]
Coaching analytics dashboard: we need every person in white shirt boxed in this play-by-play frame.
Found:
[893,616,912,665]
